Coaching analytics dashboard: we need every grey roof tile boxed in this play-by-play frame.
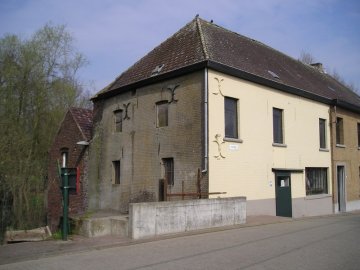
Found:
[95,16,360,108]
[70,107,93,141]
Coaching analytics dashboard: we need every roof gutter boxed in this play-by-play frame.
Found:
[206,61,333,106]
[91,61,207,101]
[332,99,360,114]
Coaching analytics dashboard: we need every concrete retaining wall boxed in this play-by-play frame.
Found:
[129,197,246,239]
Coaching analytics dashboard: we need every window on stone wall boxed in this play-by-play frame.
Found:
[114,110,123,132]
[306,167,328,195]
[156,101,168,127]
[163,158,174,186]
[112,160,121,185]
[357,123,360,148]
[224,97,238,139]
[336,117,344,145]
[319,118,327,149]
[273,108,284,144]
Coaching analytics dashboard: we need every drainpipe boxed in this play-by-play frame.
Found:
[330,104,336,213]
[202,68,209,173]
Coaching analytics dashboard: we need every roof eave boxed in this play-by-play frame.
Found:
[207,61,333,106]
[333,99,360,115]
[93,60,360,114]
[92,61,208,101]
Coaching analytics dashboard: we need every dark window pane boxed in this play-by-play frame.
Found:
[357,123,360,148]
[306,168,328,195]
[157,101,168,127]
[114,110,122,132]
[163,158,174,186]
[336,117,344,145]
[113,160,120,184]
[273,108,283,144]
[225,97,238,138]
[319,119,326,149]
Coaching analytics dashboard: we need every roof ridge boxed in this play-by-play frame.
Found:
[198,17,304,69]
[196,16,209,60]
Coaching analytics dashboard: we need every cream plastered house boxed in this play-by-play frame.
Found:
[208,71,332,217]
[89,16,360,217]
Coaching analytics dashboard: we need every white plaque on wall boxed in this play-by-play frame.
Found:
[229,144,239,151]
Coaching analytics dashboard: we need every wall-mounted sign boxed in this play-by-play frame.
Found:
[229,144,239,151]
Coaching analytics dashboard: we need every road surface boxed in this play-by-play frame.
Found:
[1,213,359,269]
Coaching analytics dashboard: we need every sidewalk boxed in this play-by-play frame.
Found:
[0,215,292,265]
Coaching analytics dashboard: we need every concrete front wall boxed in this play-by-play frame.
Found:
[88,72,205,213]
[330,107,360,212]
[129,197,246,239]
[207,70,332,217]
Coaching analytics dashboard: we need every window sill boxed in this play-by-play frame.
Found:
[305,194,331,200]
[224,137,243,143]
[319,148,329,152]
[272,143,287,148]
[336,144,346,148]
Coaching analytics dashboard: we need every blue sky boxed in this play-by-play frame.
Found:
[1,0,359,93]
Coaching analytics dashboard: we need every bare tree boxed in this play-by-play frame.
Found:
[299,51,358,94]
[0,23,90,243]
[299,51,316,65]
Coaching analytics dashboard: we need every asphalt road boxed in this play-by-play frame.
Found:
[1,213,360,270]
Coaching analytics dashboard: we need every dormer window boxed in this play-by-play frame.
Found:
[151,64,165,76]
[268,70,280,80]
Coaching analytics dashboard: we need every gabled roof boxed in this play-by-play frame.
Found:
[93,16,360,111]
[69,107,93,141]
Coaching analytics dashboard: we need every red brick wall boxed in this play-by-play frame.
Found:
[47,111,88,232]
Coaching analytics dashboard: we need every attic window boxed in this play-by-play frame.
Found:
[151,64,165,76]
[268,70,280,79]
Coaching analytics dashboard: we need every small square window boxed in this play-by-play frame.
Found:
[114,110,123,132]
[156,101,168,127]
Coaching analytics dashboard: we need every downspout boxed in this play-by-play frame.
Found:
[330,104,336,213]
[202,67,209,173]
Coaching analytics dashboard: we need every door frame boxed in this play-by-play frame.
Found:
[275,171,292,217]
[336,164,346,212]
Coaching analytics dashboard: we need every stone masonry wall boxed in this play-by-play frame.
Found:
[331,107,360,205]
[89,71,207,213]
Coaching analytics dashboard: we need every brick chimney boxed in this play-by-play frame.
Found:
[310,62,324,73]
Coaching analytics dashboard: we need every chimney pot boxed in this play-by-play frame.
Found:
[310,62,324,72]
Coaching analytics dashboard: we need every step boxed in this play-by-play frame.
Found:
[75,214,129,238]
